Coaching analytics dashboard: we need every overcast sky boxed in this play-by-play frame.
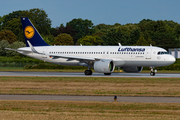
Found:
[0,0,180,27]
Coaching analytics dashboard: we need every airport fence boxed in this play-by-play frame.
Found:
[0,62,36,68]
[0,62,86,70]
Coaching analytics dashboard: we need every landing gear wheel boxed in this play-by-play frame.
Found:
[150,72,155,76]
[150,67,156,76]
[104,73,111,75]
[84,70,92,75]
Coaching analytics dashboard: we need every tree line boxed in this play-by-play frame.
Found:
[0,8,180,57]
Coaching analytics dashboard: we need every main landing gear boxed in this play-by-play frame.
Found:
[84,70,92,75]
[150,67,156,76]
[104,73,111,75]
[84,70,112,75]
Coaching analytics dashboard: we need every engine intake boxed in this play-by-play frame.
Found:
[121,66,143,73]
[94,60,115,73]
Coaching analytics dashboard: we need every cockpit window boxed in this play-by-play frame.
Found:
[157,51,169,55]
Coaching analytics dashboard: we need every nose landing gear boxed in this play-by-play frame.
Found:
[150,71,155,76]
[150,67,156,76]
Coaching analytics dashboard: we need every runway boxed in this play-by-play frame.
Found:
[0,95,180,103]
[0,71,180,77]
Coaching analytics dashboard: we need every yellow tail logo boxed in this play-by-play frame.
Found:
[24,26,35,39]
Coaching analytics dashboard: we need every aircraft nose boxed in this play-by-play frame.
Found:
[169,56,176,64]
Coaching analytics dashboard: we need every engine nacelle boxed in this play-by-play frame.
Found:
[94,60,115,73]
[121,66,143,73]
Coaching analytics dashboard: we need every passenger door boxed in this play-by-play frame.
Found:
[146,48,151,59]
[42,48,48,59]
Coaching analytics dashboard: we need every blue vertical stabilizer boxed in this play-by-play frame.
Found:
[21,17,49,47]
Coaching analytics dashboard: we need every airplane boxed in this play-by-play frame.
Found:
[6,17,176,76]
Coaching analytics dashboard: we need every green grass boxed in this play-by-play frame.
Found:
[0,67,24,69]
[0,100,180,120]
[0,77,180,96]
[0,76,180,119]
[0,67,85,72]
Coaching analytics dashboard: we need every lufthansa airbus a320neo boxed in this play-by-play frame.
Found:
[6,17,176,76]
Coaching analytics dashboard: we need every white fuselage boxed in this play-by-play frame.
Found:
[18,45,175,68]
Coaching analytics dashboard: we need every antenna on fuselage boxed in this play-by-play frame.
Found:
[118,43,121,46]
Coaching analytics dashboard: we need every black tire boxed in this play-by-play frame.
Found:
[104,73,111,75]
[89,70,92,75]
[150,72,155,76]
[84,70,92,75]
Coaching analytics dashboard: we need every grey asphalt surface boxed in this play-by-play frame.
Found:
[0,95,180,103]
[0,71,180,77]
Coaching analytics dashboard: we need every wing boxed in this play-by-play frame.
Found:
[27,40,99,61]
[49,54,96,61]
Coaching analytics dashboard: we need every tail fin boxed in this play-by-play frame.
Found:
[21,17,49,47]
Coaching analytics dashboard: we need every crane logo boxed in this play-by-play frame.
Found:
[24,26,35,39]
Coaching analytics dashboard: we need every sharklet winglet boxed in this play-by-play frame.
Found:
[27,40,44,55]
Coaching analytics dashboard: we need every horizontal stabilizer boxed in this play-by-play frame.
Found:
[4,48,18,51]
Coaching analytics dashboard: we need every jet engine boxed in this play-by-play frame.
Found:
[121,66,143,73]
[94,60,115,73]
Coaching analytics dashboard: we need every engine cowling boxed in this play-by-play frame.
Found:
[121,66,143,73]
[94,60,115,73]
